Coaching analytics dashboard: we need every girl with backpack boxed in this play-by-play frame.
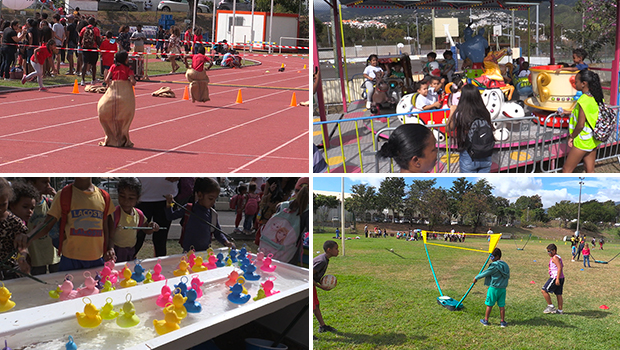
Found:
[447,84,496,173]
[243,183,260,235]
[258,182,309,265]
[562,70,604,173]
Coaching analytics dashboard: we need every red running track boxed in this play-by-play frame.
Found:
[0,55,310,173]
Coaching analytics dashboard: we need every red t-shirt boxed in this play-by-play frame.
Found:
[99,39,117,67]
[109,64,134,81]
[31,45,52,65]
[193,34,202,43]
[79,25,101,45]
[191,53,210,72]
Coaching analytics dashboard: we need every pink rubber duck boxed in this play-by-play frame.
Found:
[262,279,280,297]
[77,271,99,297]
[187,250,196,269]
[225,271,241,288]
[254,251,265,268]
[151,259,166,281]
[190,275,204,298]
[204,255,218,270]
[156,281,172,308]
[59,275,78,301]
[100,265,118,285]
[259,255,277,273]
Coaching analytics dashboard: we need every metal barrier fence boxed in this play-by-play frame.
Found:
[313,106,620,173]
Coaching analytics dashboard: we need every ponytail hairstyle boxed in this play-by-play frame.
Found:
[577,69,604,104]
[367,54,378,66]
[452,84,493,149]
[377,124,433,171]
[115,51,129,67]
[46,39,56,53]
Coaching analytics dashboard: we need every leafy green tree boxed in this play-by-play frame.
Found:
[344,183,377,229]
[581,200,617,224]
[448,177,473,223]
[405,179,436,220]
[547,200,577,228]
[492,197,511,226]
[419,187,449,230]
[569,0,617,62]
[376,177,406,222]
[313,194,340,226]
[458,190,490,232]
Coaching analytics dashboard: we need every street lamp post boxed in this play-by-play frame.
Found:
[576,177,585,235]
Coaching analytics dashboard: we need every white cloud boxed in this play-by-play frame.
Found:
[347,176,384,189]
[487,177,574,208]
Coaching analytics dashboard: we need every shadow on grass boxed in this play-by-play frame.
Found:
[568,309,611,318]
[511,316,578,328]
[319,331,423,346]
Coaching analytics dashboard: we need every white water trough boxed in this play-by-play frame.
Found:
[0,249,309,350]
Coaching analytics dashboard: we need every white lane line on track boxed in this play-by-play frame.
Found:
[0,87,301,168]
[106,102,298,173]
[0,77,306,120]
[230,131,309,173]
[0,67,307,112]
[0,74,306,139]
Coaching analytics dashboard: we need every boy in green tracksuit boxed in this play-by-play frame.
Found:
[473,248,510,327]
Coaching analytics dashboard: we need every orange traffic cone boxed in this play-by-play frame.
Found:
[235,89,243,103]
[281,63,285,68]
[182,86,190,100]
[72,79,79,94]
[133,86,136,95]
[289,92,297,107]
[303,64,307,69]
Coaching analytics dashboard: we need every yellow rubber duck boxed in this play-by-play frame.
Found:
[0,283,16,313]
[225,256,233,266]
[120,265,137,288]
[191,256,208,273]
[206,248,214,256]
[100,297,119,320]
[76,298,102,328]
[116,295,140,328]
[173,258,190,276]
[171,293,188,319]
[101,280,116,293]
[143,270,154,284]
[253,287,266,301]
[154,305,182,335]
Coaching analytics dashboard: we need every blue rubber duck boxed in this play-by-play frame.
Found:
[183,289,202,313]
[215,253,225,267]
[227,283,251,304]
[174,277,189,297]
[131,261,145,283]
[243,263,260,281]
[229,249,238,263]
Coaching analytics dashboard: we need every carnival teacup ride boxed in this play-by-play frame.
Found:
[525,65,579,127]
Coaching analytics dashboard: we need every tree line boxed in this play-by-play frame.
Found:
[313,178,620,233]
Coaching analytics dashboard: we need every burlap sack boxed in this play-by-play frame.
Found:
[186,68,210,103]
[97,80,135,147]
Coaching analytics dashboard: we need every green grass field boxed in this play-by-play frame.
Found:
[313,230,620,349]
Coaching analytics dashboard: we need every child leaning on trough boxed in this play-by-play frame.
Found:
[473,248,510,327]
[542,243,565,314]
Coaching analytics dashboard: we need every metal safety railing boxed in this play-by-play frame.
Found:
[313,105,620,173]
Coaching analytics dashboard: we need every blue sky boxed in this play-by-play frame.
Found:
[313,176,620,209]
